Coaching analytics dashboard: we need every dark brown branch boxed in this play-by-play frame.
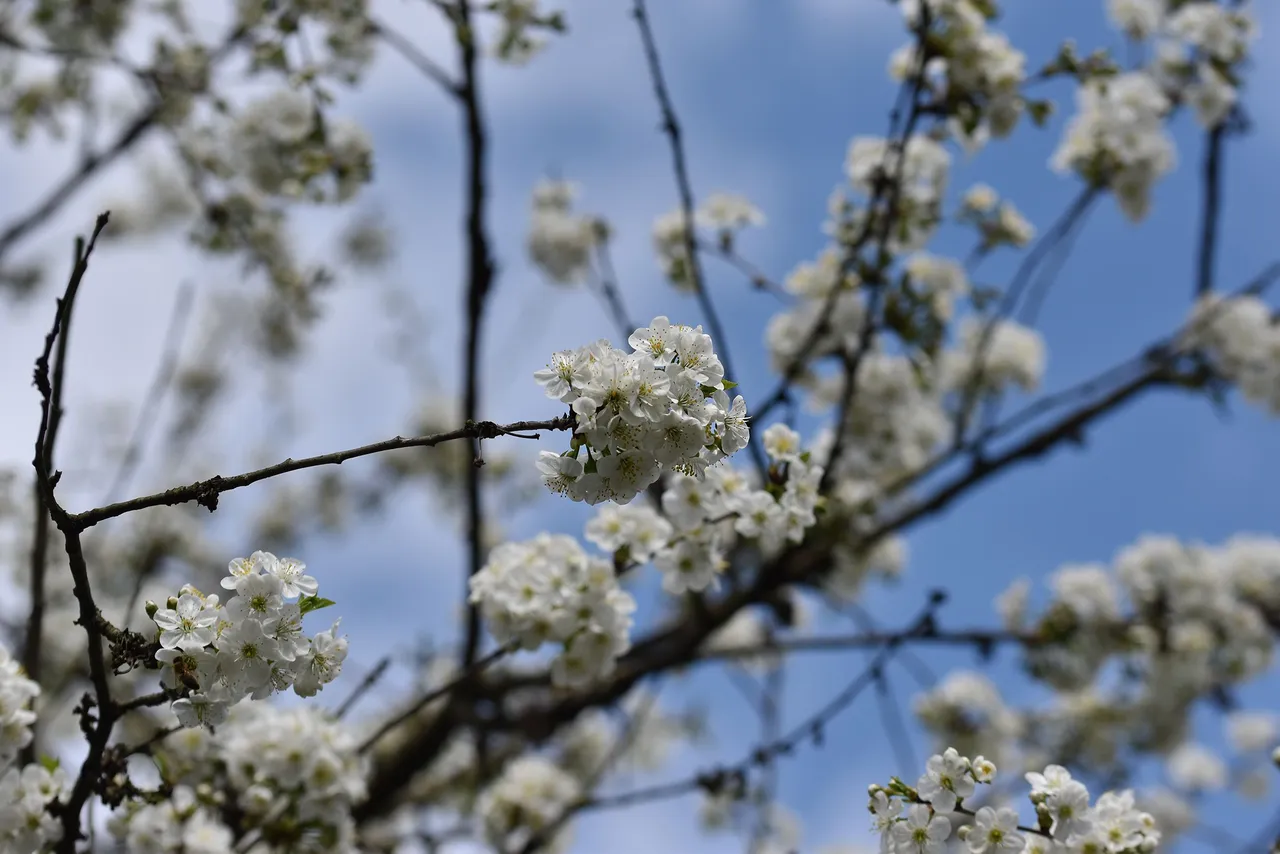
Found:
[30,214,119,852]
[1196,124,1225,297]
[72,415,571,528]
[454,0,499,670]
[572,594,944,817]
[820,15,933,492]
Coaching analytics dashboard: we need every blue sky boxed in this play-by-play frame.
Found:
[2,1,1279,851]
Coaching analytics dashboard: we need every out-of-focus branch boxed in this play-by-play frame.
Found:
[1195,123,1226,297]
[571,594,945,818]
[952,186,1099,446]
[101,279,196,508]
[0,106,158,266]
[631,0,768,474]
[452,0,499,671]
[369,16,461,98]
[73,415,572,528]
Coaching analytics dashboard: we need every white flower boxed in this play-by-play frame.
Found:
[870,790,903,852]
[1046,780,1092,839]
[892,804,951,854]
[917,748,975,814]
[762,423,802,462]
[271,556,318,598]
[966,806,1023,854]
[1168,742,1228,792]
[154,593,218,652]
[697,192,765,232]
[537,451,585,496]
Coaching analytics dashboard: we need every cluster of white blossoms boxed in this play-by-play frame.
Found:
[869,750,1160,854]
[0,643,66,851]
[891,0,1029,149]
[0,645,39,771]
[533,316,750,505]
[148,551,348,728]
[110,704,367,853]
[1056,1,1257,221]
[1051,71,1174,223]
[581,425,824,596]
[477,756,581,854]
[958,184,1036,251]
[1111,0,1256,129]
[527,179,605,285]
[469,534,636,687]
[842,134,951,255]
[652,193,764,290]
[0,762,67,852]
[1183,293,1280,414]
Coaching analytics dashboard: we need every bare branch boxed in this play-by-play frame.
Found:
[453,0,500,670]
[73,415,572,528]
[631,0,768,474]
[370,16,461,98]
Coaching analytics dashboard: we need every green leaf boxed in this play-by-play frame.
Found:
[39,755,60,773]
[299,596,337,615]
[721,379,739,390]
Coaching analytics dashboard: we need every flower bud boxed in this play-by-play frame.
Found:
[145,600,159,619]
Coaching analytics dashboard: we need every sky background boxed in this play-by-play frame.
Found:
[2,0,1279,851]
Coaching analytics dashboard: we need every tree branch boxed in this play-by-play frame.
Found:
[1195,124,1226,298]
[631,0,768,474]
[73,416,572,528]
[454,0,499,670]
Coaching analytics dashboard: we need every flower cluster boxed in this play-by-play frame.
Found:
[1052,71,1174,222]
[842,135,950,254]
[579,427,824,596]
[958,184,1036,251]
[1183,293,1280,414]
[490,0,567,65]
[534,316,749,504]
[469,534,636,687]
[107,786,234,854]
[112,704,367,853]
[527,179,605,285]
[1113,0,1256,128]
[148,551,347,728]
[869,750,1160,853]
[0,643,64,851]
[891,0,1029,149]
[0,644,39,771]
[651,193,764,290]
[0,762,67,852]
[477,756,581,854]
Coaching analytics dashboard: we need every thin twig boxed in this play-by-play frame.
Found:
[100,279,197,508]
[369,16,461,98]
[1195,124,1225,297]
[358,644,513,754]
[631,0,768,475]
[455,0,499,670]
[73,415,572,528]
[574,594,946,816]
[334,656,392,720]
[30,214,119,853]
